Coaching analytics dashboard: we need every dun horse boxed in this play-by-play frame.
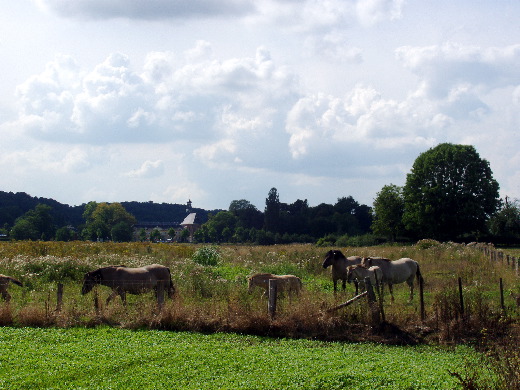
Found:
[247,273,302,297]
[362,257,421,301]
[0,274,23,302]
[81,264,175,304]
[322,250,362,293]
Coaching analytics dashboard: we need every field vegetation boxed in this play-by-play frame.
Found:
[0,241,519,388]
[0,327,495,390]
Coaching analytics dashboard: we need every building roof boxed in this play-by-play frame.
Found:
[180,213,199,226]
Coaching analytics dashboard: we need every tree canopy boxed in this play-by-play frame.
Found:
[371,184,405,242]
[403,143,500,240]
[82,202,137,241]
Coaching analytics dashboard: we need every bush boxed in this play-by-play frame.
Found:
[192,246,221,266]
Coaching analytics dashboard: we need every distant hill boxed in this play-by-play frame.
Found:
[0,191,222,229]
[0,191,84,228]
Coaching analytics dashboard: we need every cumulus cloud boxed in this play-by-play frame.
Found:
[285,87,437,162]
[14,45,299,148]
[396,43,520,98]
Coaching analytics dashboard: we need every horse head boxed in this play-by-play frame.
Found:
[322,250,344,268]
[81,269,102,295]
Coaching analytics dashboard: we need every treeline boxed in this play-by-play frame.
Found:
[194,188,373,245]
[0,191,219,242]
[1,143,519,245]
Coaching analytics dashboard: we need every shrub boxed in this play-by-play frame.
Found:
[192,246,221,266]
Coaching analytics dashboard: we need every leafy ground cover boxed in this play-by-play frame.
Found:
[0,327,495,390]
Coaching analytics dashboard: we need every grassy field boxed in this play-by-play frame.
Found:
[0,327,495,390]
[0,241,518,389]
[0,241,518,342]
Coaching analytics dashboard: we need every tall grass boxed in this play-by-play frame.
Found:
[0,241,518,341]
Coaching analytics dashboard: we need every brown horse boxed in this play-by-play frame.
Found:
[0,274,23,302]
[322,250,362,292]
[247,273,302,297]
[81,264,175,304]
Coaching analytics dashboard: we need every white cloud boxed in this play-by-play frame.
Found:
[356,0,404,26]
[37,0,256,20]
[396,43,520,99]
[125,160,164,178]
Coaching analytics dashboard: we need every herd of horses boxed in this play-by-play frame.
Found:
[0,249,422,305]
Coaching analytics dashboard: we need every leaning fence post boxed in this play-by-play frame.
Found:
[56,283,63,312]
[268,279,278,319]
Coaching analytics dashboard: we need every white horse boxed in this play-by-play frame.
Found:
[346,264,383,290]
[361,257,422,302]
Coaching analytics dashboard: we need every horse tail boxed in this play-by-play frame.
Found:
[8,277,23,287]
[415,262,423,284]
[166,267,175,297]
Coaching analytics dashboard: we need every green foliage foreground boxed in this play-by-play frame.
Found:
[0,327,493,390]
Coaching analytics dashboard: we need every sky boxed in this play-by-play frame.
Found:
[1,0,519,211]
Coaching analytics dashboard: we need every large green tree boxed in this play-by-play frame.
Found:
[403,143,500,240]
[371,184,405,242]
[229,199,263,229]
[82,202,137,241]
[10,204,55,240]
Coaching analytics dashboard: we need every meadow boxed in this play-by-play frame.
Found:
[0,241,519,389]
[0,327,496,390]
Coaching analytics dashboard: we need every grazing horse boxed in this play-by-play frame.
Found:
[247,273,302,297]
[0,275,23,302]
[81,264,175,304]
[346,264,383,290]
[322,250,362,293]
[361,257,421,302]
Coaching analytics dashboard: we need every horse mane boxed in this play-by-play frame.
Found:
[365,257,390,262]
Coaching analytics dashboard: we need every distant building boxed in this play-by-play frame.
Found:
[133,200,202,242]
[180,212,202,242]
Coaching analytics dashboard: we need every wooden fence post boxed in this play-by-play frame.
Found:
[365,277,380,326]
[419,276,425,321]
[56,283,63,312]
[94,287,100,314]
[268,279,277,319]
[458,277,464,317]
[500,278,505,312]
[156,281,165,309]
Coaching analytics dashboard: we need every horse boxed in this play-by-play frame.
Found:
[361,257,421,302]
[0,274,23,302]
[346,264,383,290]
[81,264,175,304]
[247,273,302,297]
[322,250,362,293]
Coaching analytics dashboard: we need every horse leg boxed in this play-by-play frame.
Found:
[354,280,359,296]
[408,281,414,302]
[388,284,394,302]
[106,289,119,305]
[1,290,11,302]
[119,291,127,305]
